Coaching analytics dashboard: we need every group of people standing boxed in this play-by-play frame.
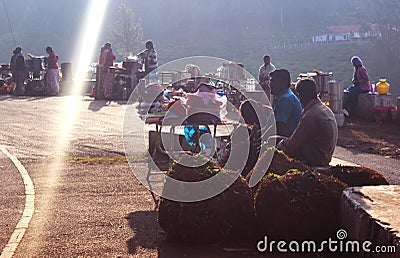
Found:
[9,39,160,99]
[97,40,158,99]
[10,45,60,96]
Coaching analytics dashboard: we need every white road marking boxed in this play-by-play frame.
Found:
[0,147,35,258]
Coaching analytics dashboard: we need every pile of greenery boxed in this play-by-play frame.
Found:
[245,148,309,193]
[321,165,389,187]
[158,149,390,243]
[158,157,255,242]
[254,170,347,241]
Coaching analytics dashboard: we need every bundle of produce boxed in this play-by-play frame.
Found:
[267,149,309,175]
[158,157,255,242]
[245,148,309,193]
[321,165,389,187]
[254,170,347,241]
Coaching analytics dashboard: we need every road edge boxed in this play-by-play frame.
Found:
[0,146,35,258]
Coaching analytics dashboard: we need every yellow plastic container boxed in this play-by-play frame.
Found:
[376,79,390,95]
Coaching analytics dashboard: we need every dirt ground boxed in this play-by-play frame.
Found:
[337,116,400,160]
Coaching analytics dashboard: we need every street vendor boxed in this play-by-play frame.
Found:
[269,69,302,138]
[277,78,338,167]
[10,46,26,96]
[136,40,158,79]
[185,81,226,124]
[28,46,60,95]
[342,56,371,117]
[44,46,60,95]
[217,99,265,177]
[169,81,227,154]
[98,42,116,99]
[258,54,275,100]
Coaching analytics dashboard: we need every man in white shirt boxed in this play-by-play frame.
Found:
[258,54,276,101]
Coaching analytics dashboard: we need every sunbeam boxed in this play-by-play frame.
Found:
[26,0,110,252]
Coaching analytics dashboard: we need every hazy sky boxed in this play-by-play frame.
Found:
[0,0,359,62]
[0,0,367,83]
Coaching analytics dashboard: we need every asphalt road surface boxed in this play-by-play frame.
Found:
[0,95,399,257]
[0,95,154,257]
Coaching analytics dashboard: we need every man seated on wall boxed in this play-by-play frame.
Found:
[277,78,338,167]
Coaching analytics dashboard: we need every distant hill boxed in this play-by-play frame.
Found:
[0,0,363,63]
[0,0,87,63]
[2,0,398,98]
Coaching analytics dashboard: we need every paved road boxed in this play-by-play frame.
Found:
[0,95,399,257]
[0,151,25,252]
[0,95,151,257]
[0,95,144,159]
[334,146,400,185]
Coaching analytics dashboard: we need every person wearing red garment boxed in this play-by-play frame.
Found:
[98,42,116,99]
[44,46,59,95]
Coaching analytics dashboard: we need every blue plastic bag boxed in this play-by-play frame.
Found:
[184,125,213,151]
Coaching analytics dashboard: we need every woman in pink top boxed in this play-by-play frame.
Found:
[343,56,371,116]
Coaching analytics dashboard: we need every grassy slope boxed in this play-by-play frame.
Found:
[243,41,362,86]
[242,41,399,99]
[158,38,399,100]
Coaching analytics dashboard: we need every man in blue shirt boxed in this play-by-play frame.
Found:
[269,69,302,137]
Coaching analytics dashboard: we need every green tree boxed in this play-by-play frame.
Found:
[363,0,400,54]
[355,0,400,93]
[109,3,143,58]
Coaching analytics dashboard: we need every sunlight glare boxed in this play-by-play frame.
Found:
[72,0,110,94]
[28,0,110,251]
[56,0,110,158]
[57,0,110,150]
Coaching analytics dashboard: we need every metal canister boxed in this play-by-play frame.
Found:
[328,80,342,113]
[122,87,128,100]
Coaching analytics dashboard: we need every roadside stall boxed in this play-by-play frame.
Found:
[0,64,13,94]
[138,79,231,157]
[25,57,46,96]
[94,58,142,100]
[298,70,333,101]
[133,58,273,180]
